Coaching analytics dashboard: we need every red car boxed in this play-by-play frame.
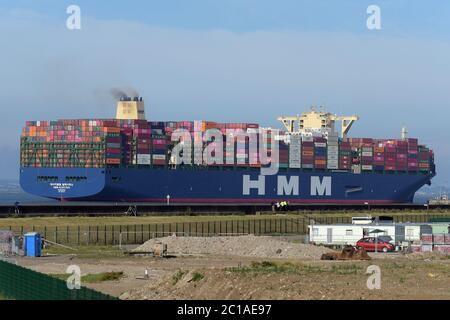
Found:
[356,237,394,253]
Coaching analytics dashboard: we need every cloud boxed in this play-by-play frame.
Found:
[0,9,449,182]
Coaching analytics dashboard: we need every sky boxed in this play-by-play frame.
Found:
[0,0,449,185]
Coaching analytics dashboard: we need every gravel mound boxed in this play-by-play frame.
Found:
[134,234,331,260]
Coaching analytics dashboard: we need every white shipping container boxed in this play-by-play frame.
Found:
[327,153,339,160]
[137,154,151,165]
[362,151,373,157]
[314,142,327,148]
[289,163,301,168]
[137,154,151,161]
[362,165,373,170]
[328,146,339,152]
[327,164,339,169]
[153,154,166,160]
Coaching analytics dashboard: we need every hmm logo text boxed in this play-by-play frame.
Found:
[243,175,331,196]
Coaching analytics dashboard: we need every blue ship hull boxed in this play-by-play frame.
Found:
[19,167,433,204]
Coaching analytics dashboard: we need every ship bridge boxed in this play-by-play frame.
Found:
[278,107,359,140]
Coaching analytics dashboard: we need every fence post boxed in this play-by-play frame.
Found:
[66,226,69,244]
[112,225,115,245]
[77,225,80,245]
[97,226,99,244]
[87,226,90,245]
[44,226,47,240]
[104,225,107,245]
[55,226,58,244]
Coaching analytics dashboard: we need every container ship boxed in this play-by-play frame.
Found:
[19,96,435,204]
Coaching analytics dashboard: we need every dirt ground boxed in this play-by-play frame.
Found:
[15,236,450,300]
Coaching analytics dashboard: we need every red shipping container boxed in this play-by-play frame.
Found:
[433,245,450,254]
[433,234,446,245]
[445,234,450,244]
[421,234,433,245]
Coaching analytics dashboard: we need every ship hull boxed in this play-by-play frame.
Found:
[19,167,433,204]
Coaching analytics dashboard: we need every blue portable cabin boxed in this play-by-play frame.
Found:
[24,232,42,257]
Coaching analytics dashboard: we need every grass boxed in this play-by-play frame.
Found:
[0,214,295,228]
[191,272,204,282]
[228,261,365,276]
[51,271,124,283]
[330,264,362,275]
[172,270,188,285]
[171,270,204,284]
[43,245,125,259]
[0,210,449,229]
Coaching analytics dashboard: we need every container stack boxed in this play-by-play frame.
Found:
[396,140,408,171]
[373,146,385,171]
[131,121,151,165]
[151,123,168,166]
[301,136,314,169]
[314,137,327,169]
[384,142,397,171]
[105,127,122,165]
[360,146,373,171]
[418,146,430,172]
[407,138,418,171]
[289,135,301,169]
[326,134,339,170]
[21,120,111,168]
[278,140,289,168]
[339,141,351,170]
[21,117,434,175]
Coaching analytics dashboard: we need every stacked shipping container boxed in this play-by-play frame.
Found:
[21,120,434,174]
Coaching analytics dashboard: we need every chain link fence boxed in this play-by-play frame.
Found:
[3,213,449,246]
[0,258,116,300]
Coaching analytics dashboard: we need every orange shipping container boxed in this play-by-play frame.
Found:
[104,127,121,134]
[106,158,121,164]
